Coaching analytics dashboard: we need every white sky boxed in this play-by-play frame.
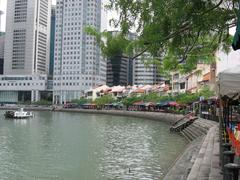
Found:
[0,0,118,32]
[0,0,7,32]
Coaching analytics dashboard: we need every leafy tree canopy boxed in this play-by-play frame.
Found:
[85,27,130,58]
[94,95,116,107]
[71,97,89,105]
[176,86,215,104]
[86,0,237,73]
[122,95,142,106]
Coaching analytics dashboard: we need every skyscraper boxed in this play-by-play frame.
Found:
[106,55,129,87]
[133,53,164,85]
[0,0,52,104]
[106,31,129,87]
[4,0,51,75]
[53,0,106,104]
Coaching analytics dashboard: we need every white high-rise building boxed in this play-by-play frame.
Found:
[4,0,51,75]
[53,0,106,104]
[0,0,52,103]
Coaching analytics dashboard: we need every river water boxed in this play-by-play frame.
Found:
[0,111,187,180]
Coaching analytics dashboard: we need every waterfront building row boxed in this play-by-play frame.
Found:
[85,84,169,101]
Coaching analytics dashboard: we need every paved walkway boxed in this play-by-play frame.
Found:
[187,124,222,180]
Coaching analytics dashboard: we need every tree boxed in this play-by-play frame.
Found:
[87,0,236,73]
[71,97,89,105]
[122,95,142,106]
[176,93,199,105]
[142,92,160,102]
[175,86,215,104]
[94,95,115,108]
[198,86,215,99]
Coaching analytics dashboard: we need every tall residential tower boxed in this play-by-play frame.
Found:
[53,0,106,104]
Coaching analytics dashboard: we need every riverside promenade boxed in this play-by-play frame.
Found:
[0,106,222,179]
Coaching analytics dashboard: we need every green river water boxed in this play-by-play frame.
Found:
[0,110,187,180]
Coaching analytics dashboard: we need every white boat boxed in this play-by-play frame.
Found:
[4,108,34,119]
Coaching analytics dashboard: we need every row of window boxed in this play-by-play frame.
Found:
[0,82,44,86]
[54,71,98,75]
[14,0,27,23]
[54,82,93,86]
[0,77,45,81]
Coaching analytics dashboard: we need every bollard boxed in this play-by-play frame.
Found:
[222,143,232,152]
[220,143,232,167]
[222,151,235,171]
[224,163,240,180]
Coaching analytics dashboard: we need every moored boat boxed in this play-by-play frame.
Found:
[4,108,34,119]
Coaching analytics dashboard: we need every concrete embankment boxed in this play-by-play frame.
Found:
[56,109,183,124]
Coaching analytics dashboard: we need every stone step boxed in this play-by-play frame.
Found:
[189,125,205,136]
[170,119,189,131]
[197,119,217,128]
[191,123,208,134]
[181,130,192,142]
[184,127,201,139]
[194,120,212,128]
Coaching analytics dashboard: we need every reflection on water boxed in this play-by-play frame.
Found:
[0,111,187,180]
[13,119,29,125]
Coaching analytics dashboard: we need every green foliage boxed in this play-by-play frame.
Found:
[98,0,237,72]
[175,93,199,105]
[141,92,174,103]
[71,97,89,105]
[94,95,115,107]
[198,86,215,99]
[175,86,215,104]
[96,87,215,107]
[122,93,175,106]
[158,95,175,102]
[122,95,142,106]
[142,92,160,102]
[85,27,131,58]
